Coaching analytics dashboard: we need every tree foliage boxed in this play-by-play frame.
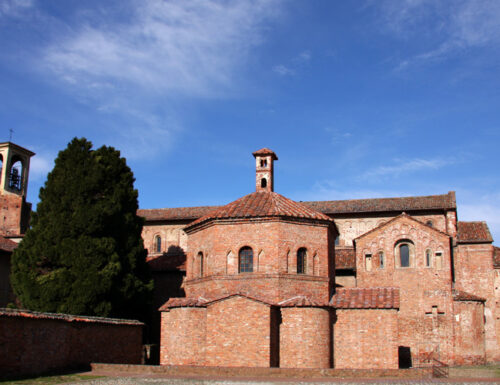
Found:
[11,138,153,320]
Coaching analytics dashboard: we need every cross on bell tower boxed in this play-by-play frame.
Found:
[252,148,278,192]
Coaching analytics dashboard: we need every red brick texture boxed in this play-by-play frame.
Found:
[452,301,486,365]
[280,307,332,368]
[334,309,399,369]
[0,308,143,379]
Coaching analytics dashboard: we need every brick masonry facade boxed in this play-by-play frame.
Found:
[0,308,143,379]
[150,150,499,369]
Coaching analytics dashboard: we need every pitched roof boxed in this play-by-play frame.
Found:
[185,191,333,231]
[138,192,457,221]
[252,148,278,160]
[160,292,275,311]
[138,205,219,222]
[336,247,356,270]
[0,236,18,252]
[494,247,500,269]
[303,191,456,215]
[457,221,493,244]
[278,296,329,307]
[330,287,400,309]
[452,290,486,302]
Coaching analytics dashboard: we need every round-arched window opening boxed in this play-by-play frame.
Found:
[9,157,23,191]
[426,220,433,227]
[261,178,267,188]
[239,246,253,273]
[297,248,307,274]
[155,235,162,253]
[394,239,414,268]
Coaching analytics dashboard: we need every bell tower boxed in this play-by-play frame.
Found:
[0,142,35,238]
[252,148,278,192]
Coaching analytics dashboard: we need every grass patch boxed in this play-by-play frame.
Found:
[0,373,105,384]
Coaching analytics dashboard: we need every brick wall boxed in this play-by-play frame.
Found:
[453,301,485,365]
[205,296,273,367]
[455,243,498,362]
[280,307,332,368]
[334,309,398,369]
[0,308,143,379]
[355,215,456,365]
[160,307,206,365]
[0,195,26,236]
[185,220,332,302]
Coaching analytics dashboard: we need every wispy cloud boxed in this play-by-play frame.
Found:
[459,192,500,243]
[42,0,281,98]
[361,157,456,180]
[273,50,311,76]
[373,0,500,68]
[0,0,33,18]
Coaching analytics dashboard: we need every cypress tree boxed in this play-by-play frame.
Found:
[11,138,153,320]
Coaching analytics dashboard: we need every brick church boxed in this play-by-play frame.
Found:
[1,142,499,369]
[139,148,500,369]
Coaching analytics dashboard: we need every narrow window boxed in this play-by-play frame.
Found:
[435,252,443,269]
[198,252,204,277]
[155,235,162,253]
[297,248,307,274]
[239,247,253,273]
[379,251,385,269]
[261,178,267,188]
[400,244,410,267]
[8,158,23,191]
[365,254,372,271]
[335,235,339,246]
[425,249,432,267]
[260,159,267,167]
[426,220,433,227]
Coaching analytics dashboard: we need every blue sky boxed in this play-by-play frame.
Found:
[0,0,499,242]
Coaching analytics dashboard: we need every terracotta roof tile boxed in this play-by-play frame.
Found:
[0,236,18,252]
[452,290,486,302]
[185,191,333,231]
[330,287,400,309]
[138,192,456,221]
[278,296,329,307]
[160,292,276,311]
[494,247,500,269]
[336,247,356,269]
[457,221,493,243]
[252,148,278,160]
[138,206,219,222]
[303,191,456,215]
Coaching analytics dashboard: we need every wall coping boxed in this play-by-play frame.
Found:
[0,308,143,326]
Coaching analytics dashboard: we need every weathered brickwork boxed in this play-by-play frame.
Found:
[452,301,485,365]
[0,308,142,379]
[280,307,332,368]
[160,307,205,365]
[334,309,399,369]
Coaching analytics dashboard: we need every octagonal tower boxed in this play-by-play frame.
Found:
[183,148,338,303]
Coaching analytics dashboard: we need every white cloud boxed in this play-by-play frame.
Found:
[272,64,294,76]
[0,0,33,18]
[459,193,500,244]
[361,157,455,180]
[374,0,500,67]
[42,0,281,98]
[29,153,53,182]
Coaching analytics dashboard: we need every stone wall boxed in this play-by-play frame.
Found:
[0,308,143,379]
[334,309,398,369]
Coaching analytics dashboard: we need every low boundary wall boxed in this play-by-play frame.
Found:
[0,308,143,379]
[91,363,433,379]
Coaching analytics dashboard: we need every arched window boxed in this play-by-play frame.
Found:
[400,244,410,267]
[155,235,162,253]
[365,253,372,271]
[426,220,433,228]
[198,252,204,277]
[260,159,267,167]
[8,156,23,191]
[379,251,385,269]
[395,240,414,268]
[425,249,432,267]
[261,178,267,188]
[239,246,253,273]
[297,248,307,274]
